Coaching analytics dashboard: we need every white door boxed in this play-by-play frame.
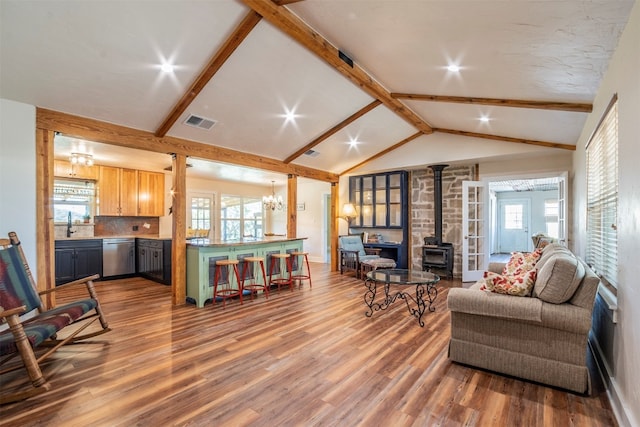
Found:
[462,181,487,282]
[497,199,530,253]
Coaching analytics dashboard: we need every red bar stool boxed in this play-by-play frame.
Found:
[290,251,312,288]
[241,256,269,300]
[212,259,243,308]
[269,253,293,292]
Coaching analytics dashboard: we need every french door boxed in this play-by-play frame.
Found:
[462,181,487,282]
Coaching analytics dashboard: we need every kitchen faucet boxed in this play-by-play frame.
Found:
[66,211,75,238]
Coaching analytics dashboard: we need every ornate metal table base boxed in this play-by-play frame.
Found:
[363,269,440,327]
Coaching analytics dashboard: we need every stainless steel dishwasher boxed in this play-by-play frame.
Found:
[102,238,136,277]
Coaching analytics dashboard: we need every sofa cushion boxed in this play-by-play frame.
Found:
[478,269,537,297]
[536,243,571,270]
[502,249,542,276]
[533,253,585,304]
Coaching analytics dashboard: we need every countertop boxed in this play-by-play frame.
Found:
[187,236,306,248]
[55,235,173,241]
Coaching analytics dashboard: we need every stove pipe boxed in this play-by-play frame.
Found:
[429,164,448,245]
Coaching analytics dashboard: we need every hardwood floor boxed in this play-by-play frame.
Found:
[1,264,616,426]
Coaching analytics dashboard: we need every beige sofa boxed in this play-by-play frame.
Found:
[447,244,600,394]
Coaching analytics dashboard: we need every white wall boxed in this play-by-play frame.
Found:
[296,178,331,263]
[0,98,37,274]
[572,3,640,426]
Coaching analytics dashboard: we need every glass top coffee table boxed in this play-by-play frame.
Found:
[364,269,440,327]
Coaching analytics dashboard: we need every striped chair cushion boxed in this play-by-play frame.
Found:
[0,245,41,313]
[0,298,97,356]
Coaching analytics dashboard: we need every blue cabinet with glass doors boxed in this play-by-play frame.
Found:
[349,171,409,268]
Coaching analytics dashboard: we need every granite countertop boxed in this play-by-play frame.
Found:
[187,236,306,247]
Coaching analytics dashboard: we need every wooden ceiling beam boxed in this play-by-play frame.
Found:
[341,131,423,175]
[154,10,262,137]
[391,93,593,113]
[38,108,339,183]
[242,0,433,134]
[283,100,382,164]
[433,128,576,151]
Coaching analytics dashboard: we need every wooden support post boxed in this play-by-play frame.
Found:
[35,128,55,308]
[331,183,339,272]
[171,153,187,305]
[287,174,297,238]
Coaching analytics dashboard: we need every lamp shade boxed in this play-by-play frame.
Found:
[342,203,356,218]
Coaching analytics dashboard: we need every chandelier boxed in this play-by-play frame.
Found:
[263,181,283,211]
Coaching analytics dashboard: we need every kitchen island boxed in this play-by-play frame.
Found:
[186,237,306,307]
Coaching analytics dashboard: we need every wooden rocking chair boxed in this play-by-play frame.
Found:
[0,231,111,404]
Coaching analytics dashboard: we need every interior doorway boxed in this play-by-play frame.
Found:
[487,172,567,257]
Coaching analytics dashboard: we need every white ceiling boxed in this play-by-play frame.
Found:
[0,1,634,185]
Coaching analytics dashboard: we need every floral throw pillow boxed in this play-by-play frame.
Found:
[478,269,537,297]
[502,249,543,276]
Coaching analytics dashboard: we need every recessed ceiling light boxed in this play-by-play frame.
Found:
[447,64,460,73]
[280,107,302,125]
[479,116,490,123]
[161,63,174,73]
[348,138,359,146]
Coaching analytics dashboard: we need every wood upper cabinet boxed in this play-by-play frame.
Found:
[54,159,98,180]
[138,171,165,217]
[98,166,138,216]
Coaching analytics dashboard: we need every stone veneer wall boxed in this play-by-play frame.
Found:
[410,165,476,278]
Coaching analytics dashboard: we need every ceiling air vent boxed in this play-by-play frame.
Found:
[184,114,217,131]
[304,149,320,157]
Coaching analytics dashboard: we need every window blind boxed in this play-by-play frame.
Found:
[586,95,618,287]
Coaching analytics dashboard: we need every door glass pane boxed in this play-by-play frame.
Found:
[389,188,400,204]
[389,204,401,226]
[362,177,373,226]
[362,204,373,227]
[504,204,523,229]
[389,173,400,188]
[375,204,386,226]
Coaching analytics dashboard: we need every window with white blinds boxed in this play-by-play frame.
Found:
[586,94,618,287]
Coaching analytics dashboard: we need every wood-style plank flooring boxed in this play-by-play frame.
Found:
[1,264,616,426]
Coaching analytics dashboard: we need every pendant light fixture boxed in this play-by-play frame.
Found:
[263,181,283,211]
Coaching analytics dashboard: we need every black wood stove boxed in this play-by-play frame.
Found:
[422,164,454,279]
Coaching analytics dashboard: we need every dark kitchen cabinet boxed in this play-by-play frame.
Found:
[55,239,103,285]
[137,238,172,285]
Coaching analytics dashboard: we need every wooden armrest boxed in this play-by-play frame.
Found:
[0,305,27,319]
[38,274,100,296]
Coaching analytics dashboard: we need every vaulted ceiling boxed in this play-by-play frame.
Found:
[0,1,634,184]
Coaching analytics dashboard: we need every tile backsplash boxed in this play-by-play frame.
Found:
[54,224,95,239]
[94,216,159,237]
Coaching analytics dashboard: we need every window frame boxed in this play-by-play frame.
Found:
[220,195,263,241]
